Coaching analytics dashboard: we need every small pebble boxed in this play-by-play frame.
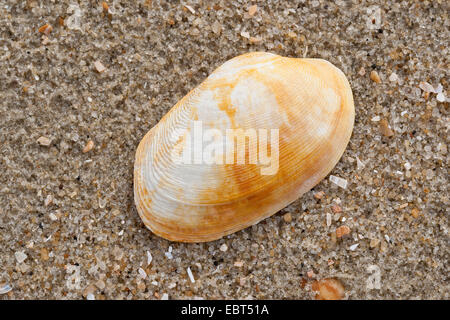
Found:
[388,72,398,82]
[94,60,106,73]
[15,251,27,263]
[312,278,345,300]
[370,70,381,83]
[219,243,228,252]
[83,284,96,298]
[336,225,351,238]
[137,281,146,291]
[168,283,177,289]
[283,212,292,223]
[358,67,366,76]
[287,31,297,38]
[211,21,222,34]
[112,246,124,260]
[40,248,49,261]
[102,1,109,13]
[370,238,380,248]
[248,5,258,16]
[314,191,325,199]
[379,119,394,137]
[82,140,94,153]
[161,293,169,300]
[38,23,52,35]
[42,36,50,45]
[37,136,51,146]
[95,280,105,290]
[411,208,420,219]
[397,203,408,210]
[240,31,250,39]
[234,261,244,267]
[380,240,388,252]
[44,194,53,206]
[249,36,262,44]
[331,204,342,214]
[66,3,82,30]
[49,212,58,221]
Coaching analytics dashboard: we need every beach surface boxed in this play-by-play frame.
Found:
[0,0,448,299]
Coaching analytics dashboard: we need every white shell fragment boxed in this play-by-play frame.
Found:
[138,267,147,279]
[66,3,82,31]
[329,175,348,189]
[187,267,195,283]
[0,284,12,295]
[419,81,436,93]
[184,4,196,14]
[161,293,169,300]
[388,73,399,82]
[356,157,365,170]
[15,251,27,263]
[37,136,52,146]
[165,246,173,259]
[146,250,153,265]
[326,213,332,227]
[436,92,446,102]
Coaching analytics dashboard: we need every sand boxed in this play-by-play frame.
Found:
[0,0,448,299]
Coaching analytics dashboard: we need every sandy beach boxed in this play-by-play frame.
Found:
[0,0,448,299]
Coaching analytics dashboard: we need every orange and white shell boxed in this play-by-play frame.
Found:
[134,52,354,242]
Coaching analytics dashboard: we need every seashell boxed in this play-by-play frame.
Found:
[134,52,354,242]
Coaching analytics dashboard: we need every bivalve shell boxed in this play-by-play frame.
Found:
[134,52,354,242]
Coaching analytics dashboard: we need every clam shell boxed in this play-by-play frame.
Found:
[134,52,354,242]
